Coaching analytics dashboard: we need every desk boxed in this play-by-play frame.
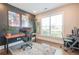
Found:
[4,33,26,54]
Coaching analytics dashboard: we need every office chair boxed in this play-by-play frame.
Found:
[19,28,32,50]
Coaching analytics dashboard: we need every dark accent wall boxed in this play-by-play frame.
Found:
[0,4,8,32]
[0,3,35,32]
[0,3,36,45]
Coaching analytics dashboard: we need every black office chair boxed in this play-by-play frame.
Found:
[19,28,32,50]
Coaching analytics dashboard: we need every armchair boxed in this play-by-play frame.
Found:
[63,27,79,51]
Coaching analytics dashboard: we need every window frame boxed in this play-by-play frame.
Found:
[40,17,50,36]
[40,13,64,38]
[8,11,20,27]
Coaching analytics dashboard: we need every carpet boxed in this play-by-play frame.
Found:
[9,42,63,55]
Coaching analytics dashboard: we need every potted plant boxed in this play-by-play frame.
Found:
[2,27,12,36]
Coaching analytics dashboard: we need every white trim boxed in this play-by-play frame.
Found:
[36,35,64,44]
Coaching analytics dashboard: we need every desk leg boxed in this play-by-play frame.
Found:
[6,39,9,54]
[4,45,6,50]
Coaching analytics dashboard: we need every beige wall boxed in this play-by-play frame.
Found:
[36,3,79,37]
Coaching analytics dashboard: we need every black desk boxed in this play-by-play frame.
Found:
[4,33,26,54]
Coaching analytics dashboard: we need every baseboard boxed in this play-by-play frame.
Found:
[0,41,23,50]
[36,36,64,44]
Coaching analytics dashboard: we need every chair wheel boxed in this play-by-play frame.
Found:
[23,48,25,51]
[31,47,32,49]
[21,46,23,48]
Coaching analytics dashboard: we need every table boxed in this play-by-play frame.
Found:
[4,33,26,54]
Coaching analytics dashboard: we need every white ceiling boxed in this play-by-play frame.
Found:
[9,3,67,15]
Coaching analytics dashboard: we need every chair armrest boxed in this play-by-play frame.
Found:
[63,37,73,42]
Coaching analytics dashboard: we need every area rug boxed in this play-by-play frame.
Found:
[9,42,63,55]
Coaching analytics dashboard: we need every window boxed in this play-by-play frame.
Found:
[8,11,20,27]
[51,14,63,38]
[21,15,30,27]
[41,14,63,38]
[41,17,50,36]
